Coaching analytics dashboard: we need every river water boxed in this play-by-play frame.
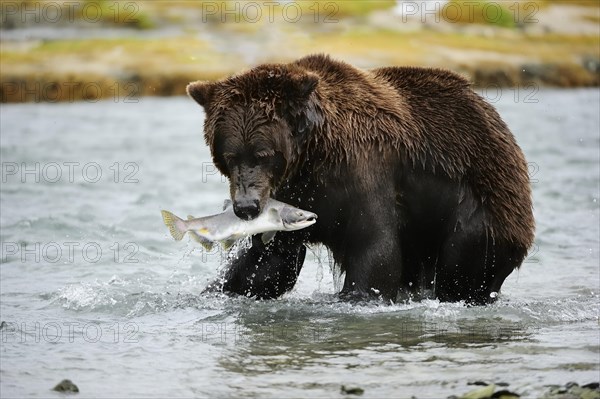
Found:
[1,89,598,398]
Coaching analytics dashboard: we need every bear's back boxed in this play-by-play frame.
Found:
[372,65,533,249]
[293,54,410,117]
[372,66,470,94]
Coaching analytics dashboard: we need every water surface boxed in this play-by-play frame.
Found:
[1,89,598,398]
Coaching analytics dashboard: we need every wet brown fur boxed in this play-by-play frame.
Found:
[187,54,535,302]
[189,54,534,248]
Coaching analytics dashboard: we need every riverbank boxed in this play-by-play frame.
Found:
[1,1,598,103]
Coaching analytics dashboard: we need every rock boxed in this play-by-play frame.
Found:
[541,382,600,399]
[491,390,520,399]
[341,385,364,395]
[468,381,491,386]
[462,384,496,399]
[52,379,79,393]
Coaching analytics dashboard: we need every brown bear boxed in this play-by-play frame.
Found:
[186,54,534,304]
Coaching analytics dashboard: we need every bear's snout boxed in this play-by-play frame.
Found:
[233,197,261,220]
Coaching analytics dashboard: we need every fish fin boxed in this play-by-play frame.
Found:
[220,239,237,251]
[187,215,195,220]
[189,231,214,251]
[161,210,185,241]
[223,199,233,211]
[267,208,281,224]
[261,231,276,245]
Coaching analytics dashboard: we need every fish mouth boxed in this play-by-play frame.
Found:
[283,211,318,229]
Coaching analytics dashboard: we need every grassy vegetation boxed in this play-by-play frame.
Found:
[2,26,597,102]
[1,36,217,73]
[0,0,598,102]
[0,35,239,102]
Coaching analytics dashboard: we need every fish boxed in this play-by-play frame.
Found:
[161,199,317,250]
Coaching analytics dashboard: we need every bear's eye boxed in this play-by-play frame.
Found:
[223,153,238,164]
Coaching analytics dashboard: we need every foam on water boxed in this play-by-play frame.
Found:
[48,262,599,326]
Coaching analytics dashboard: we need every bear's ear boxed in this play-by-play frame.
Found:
[287,72,319,103]
[284,73,322,137]
[186,81,216,108]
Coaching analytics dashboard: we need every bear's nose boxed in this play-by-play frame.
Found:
[233,199,260,220]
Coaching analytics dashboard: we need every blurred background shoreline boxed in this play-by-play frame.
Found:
[1,0,599,103]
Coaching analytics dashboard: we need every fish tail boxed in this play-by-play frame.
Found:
[161,210,186,241]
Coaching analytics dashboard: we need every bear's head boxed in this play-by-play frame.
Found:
[187,65,321,220]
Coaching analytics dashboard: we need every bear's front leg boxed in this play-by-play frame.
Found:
[337,214,402,302]
[209,233,306,299]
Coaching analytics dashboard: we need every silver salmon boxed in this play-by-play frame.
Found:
[161,199,317,250]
